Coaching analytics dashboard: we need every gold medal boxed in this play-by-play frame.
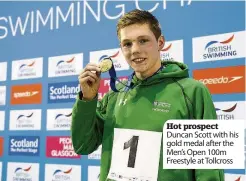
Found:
[99,58,113,72]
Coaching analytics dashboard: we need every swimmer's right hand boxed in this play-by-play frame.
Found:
[78,63,101,100]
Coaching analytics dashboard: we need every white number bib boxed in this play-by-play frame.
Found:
[107,128,162,181]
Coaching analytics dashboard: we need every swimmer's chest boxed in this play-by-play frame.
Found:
[111,87,189,131]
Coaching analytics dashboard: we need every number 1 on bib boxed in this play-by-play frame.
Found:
[107,128,162,181]
[123,135,139,168]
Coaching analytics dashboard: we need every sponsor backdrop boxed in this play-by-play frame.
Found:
[0,1,245,181]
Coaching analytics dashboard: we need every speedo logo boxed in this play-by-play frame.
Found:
[199,76,242,85]
[14,91,39,98]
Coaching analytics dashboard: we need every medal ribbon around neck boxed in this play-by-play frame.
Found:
[99,58,164,92]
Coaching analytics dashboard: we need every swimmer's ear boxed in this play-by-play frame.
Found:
[158,35,165,51]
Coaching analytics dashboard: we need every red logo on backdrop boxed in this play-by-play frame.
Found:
[0,137,3,156]
[46,136,80,158]
[235,176,240,181]
[98,76,128,100]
